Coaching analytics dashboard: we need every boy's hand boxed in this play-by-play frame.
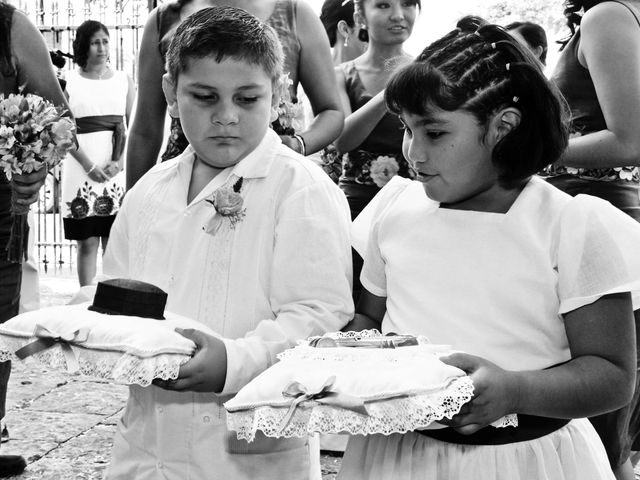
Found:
[153,328,227,393]
[439,353,520,434]
[11,167,48,206]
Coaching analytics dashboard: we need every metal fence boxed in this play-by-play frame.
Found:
[9,0,152,271]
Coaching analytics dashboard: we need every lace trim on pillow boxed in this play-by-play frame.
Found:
[0,339,189,386]
[227,376,475,441]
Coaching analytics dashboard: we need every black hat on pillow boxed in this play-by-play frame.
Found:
[88,278,168,320]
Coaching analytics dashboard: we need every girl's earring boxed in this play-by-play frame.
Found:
[343,35,349,48]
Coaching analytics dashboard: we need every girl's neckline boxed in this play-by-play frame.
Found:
[433,177,535,219]
[79,66,113,81]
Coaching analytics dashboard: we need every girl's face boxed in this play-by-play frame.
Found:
[400,108,505,212]
[88,29,109,64]
[359,0,418,45]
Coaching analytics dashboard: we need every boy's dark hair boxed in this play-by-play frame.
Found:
[385,24,570,187]
[320,0,356,47]
[505,21,548,65]
[73,20,109,68]
[165,6,283,84]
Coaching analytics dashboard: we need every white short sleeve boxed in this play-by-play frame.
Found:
[557,194,640,313]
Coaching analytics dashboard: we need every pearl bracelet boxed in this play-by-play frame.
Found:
[87,164,97,175]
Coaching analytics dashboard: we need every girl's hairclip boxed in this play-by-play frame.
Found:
[512,96,519,103]
[491,42,497,50]
[341,0,352,5]
[505,63,511,71]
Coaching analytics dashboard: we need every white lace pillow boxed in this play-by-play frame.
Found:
[0,302,215,386]
[225,331,476,441]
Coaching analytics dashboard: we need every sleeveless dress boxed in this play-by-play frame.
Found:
[156,0,301,161]
[61,69,127,240]
[544,0,640,221]
[337,61,414,220]
[0,5,21,327]
[544,0,640,468]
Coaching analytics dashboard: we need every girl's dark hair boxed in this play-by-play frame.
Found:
[320,0,356,47]
[355,0,421,43]
[72,20,109,68]
[559,0,600,47]
[505,21,548,65]
[0,2,15,77]
[386,24,570,187]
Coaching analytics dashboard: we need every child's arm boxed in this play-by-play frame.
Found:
[441,292,636,434]
[342,288,386,332]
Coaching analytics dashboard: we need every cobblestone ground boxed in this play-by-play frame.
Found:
[0,271,343,479]
[5,270,640,479]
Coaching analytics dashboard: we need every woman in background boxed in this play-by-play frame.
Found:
[542,1,640,478]
[506,21,548,65]
[61,20,134,286]
[320,0,368,65]
[125,0,342,189]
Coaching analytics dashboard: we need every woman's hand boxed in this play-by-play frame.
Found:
[439,353,520,434]
[103,161,123,179]
[11,167,48,207]
[280,135,304,155]
[86,163,110,183]
[153,328,227,393]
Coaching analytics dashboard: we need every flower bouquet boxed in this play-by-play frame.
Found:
[271,73,305,136]
[0,93,75,262]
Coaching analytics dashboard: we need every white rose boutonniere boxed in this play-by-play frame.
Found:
[204,177,246,235]
[369,155,400,188]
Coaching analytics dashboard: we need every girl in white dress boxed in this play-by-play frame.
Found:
[341,23,640,480]
[61,20,135,286]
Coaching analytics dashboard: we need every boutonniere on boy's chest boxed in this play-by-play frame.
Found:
[203,176,246,235]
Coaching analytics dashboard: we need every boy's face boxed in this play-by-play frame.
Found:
[166,56,274,169]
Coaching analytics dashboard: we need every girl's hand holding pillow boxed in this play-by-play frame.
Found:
[440,353,520,434]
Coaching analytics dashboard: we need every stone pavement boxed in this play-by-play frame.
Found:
[0,269,342,479]
[4,269,640,479]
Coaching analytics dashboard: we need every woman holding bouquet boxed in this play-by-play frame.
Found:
[0,1,73,475]
[125,0,341,189]
[61,20,135,287]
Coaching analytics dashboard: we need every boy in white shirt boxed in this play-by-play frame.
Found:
[103,6,353,479]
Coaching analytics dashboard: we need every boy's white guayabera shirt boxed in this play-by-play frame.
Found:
[102,129,354,480]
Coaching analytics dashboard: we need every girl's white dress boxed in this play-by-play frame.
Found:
[342,175,640,480]
[61,69,127,225]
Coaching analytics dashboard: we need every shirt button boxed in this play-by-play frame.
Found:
[168,275,175,285]
[157,462,164,470]
[203,415,211,423]
[157,407,163,413]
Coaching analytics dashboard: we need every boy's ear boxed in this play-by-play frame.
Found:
[162,73,180,119]
[490,107,521,144]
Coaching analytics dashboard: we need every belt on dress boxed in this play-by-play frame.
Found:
[416,414,570,445]
[76,115,126,162]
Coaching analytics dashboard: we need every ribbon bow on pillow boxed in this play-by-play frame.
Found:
[15,324,89,374]
[279,375,369,433]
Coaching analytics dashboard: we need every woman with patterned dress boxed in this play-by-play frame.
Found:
[331,0,418,302]
[541,2,640,479]
[61,20,134,286]
[125,0,342,189]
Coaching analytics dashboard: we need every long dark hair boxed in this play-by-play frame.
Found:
[72,20,109,68]
[0,2,15,77]
[559,0,600,47]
